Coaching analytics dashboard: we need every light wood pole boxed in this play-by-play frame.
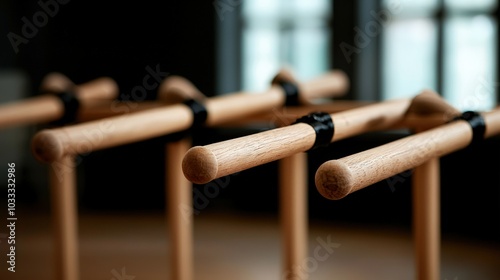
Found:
[49,155,78,280]
[0,74,119,129]
[32,69,349,280]
[167,138,194,280]
[280,151,308,280]
[315,108,500,280]
[182,90,457,185]
[182,89,460,279]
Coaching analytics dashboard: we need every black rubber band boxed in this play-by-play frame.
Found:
[51,91,80,125]
[451,110,486,146]
[277,81,300,106]
[294,112,334,150]
[161,98,208,142]
[183,98,208,131]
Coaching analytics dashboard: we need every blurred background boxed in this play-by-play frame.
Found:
[0,0,499,279]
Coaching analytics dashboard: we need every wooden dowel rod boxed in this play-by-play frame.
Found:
[413,158,440,280]
[314,107,500,200]
[76,100,170,122]
[157,75,206,103]
[0,95,65,128]
[32,104,194,162]
[40,72,75,92]
[32,70,349,163]
[167,139,193,280]
[40,72,119,102]
[298,70,349,103]
[0,76,119,129]
[49,155,79,280]
[72,77,119,103]
[76,74,208,122]
[280,152,308,280]
[76,100,370,125]
[203,69,348,126]
[182,97,422,185]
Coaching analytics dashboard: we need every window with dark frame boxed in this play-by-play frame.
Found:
[216,0,498,112]
[381,0,498,111]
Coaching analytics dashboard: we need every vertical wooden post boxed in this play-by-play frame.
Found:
[280,152,308,280]
[167,138,193,280]
[49,155,79,280]
[413,157,440,280]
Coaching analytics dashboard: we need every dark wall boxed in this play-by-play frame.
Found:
[5,0,216,206]
[9,1,216,97]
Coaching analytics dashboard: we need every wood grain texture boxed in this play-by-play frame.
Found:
[182,123,316,184]
[182,90,462,185]
[32,70,348,163]
[32,103,193,163]
[182,98,414,184]
[315,120,473,200]
[315,106,500,200]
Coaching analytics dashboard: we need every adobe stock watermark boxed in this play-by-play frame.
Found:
[213,0,241,21]
[110,64,169,114]
[48,63,168,182]
[7,0,71,54]
[179,172,240,223]
[386,169,413,192]
[437,76,500,123]
[385,130,441,192]
[110,267,135,280]
[459,76,500,111]
[47,119,116,182]
[340,0,402,63]
[268,107,302,128]
[281,235,340,280]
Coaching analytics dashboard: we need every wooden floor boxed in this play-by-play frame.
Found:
[1,208,499,280]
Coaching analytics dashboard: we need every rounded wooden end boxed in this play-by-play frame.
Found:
[408,89,460,117]
[40,72,74,93]
[157,75,205,103]
[31,130,64,163]
[77,77,120,100]
[315,160,354,200]
[182,146,218,184]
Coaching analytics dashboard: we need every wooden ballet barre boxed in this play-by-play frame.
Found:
[182,89,458,185]
[31,69,349,163]
[315,108,500,200]
[30,69,347,280]
[31,74,209,280]
[0,73,119,129]
[76,75,208,122]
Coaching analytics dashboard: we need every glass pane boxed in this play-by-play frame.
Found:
[241,0,332,92]
[444,0,497,11]
[291,26,331,81]
[382,0,438,17]
[382,19,438,100]
[242,0,281,19]
[443,16,497,111]
[291,0,331,17]
[242,27,281,92]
